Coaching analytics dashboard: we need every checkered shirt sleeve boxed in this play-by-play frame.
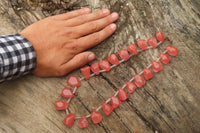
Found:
[0,34,36,82]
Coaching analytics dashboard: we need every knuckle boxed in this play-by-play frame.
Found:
[79,14,87,22]
[96,10,104,17]
[92,33,100,44]
[106,16,112,23]
[70,40,79,51]
[76,56,83,63]
[63,40,80,53]
[89,22,98,31]
[105,25,113,33]
[62,28,75,36]
[78,9,84,15]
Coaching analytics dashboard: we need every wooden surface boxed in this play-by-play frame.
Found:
[0,0,200,133]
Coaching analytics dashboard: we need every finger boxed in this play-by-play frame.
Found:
[73,12,118,38]
[75,23,117,52]
[52,8,91,20]
[60,52,95,75]
[64,9,110,27]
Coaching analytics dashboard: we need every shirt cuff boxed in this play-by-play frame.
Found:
[0,34,36,82]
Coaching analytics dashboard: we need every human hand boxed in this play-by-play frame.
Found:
[20,8,119,77]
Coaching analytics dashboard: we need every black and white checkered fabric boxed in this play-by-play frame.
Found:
[0,34,36,82]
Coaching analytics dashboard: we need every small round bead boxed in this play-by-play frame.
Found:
[134,74,146,87]
[63,113,75,127]
[80,66,91,79]
[156,31,165,43]
[152,61,162,73]
[55,101,68,110]
[99,60,111,71]
[91,62,100,75]
[166,46,178,56]
[118,49,130,61]
[108,54,119,66]
[127,43,138,55]
[159,53,171,64]
[61,87,74,98]
[126,81,137,93]
[110,96,121,109]
[137,39,147,50]
[67,75,81,87]
[91,110,103,124]
[148,37,158,48]
[143,68,154,80]
[118,88,129,101]
[78,116,89,128]
[101,103,113,116]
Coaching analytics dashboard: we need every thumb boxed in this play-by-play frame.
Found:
[61,51,95,75]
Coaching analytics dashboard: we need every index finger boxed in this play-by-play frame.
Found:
[52,8,91,20]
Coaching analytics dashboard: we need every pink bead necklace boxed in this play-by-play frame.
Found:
[55,32,178,128]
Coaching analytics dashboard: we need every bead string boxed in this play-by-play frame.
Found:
[65,41,164,119]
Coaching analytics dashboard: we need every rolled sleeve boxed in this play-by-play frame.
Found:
[0,34,36,82]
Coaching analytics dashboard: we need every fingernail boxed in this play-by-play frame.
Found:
[84,8,91,13]
[88,53,95,61]
[111,12,118,18]
[103,9,109,15]
[110,24,116,29]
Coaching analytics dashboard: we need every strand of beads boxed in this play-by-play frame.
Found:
[55,32,178,128]
[78,31,165,80]
[63,32,164,107]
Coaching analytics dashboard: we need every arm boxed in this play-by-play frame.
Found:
[0,34,36,82]
[0,8,118,82]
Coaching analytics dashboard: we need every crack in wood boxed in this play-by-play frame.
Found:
[143,88,168,113]
[87,80,134,132]
[87,81,111,133]
[74,95,91,114]
[1,0,200,132]
[44,115,66,133]
[126,99,157,132]
[113,111,133,133]
[100,74,156,132]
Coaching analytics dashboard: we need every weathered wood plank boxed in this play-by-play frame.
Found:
[0,0,200,133]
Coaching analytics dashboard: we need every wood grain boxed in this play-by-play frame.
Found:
[0,0,200,132]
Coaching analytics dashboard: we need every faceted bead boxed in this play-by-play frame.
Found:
[55,101,68,110]
[152,61,162,73]
[78,116,88,128]
[134,74,146,87]
[110,96,121,109]
[61,87,74,98]
[137,39,147,50]
[80,66,91,79]
[143,68,154,80]
[118,49,130,61]
[101,103,113,116]
[127,43,138,55]
[156,31,165,43]
[99,60,111,71]
[108,54,119,66]
[126,81,137,93]
[148,37,158,48]
[159,53,171,64]
[166,46,178,56]
[118,88,129,101]
[67,75,81,87]
[91,62,100,75]
[91,110,102,124]
[63,113,75,127]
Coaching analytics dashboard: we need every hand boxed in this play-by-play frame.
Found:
[20,8,119,77]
